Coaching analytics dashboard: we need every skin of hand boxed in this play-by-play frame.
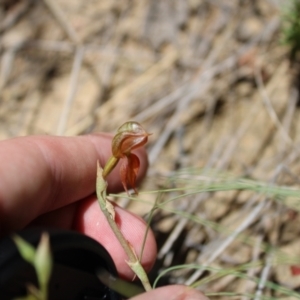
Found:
[0,134,208,300]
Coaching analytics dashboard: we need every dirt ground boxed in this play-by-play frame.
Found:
[1,0,300,298]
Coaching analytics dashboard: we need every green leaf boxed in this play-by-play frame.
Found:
[12,235,35,264]
[96,161,108,207]
[34,233,52,298]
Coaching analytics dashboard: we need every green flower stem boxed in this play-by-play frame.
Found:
[102,156,119,179]
[96,162,152,292]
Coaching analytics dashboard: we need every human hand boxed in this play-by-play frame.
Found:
[0,134,208,300]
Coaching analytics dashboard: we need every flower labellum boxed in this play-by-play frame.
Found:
[102,122,150,195]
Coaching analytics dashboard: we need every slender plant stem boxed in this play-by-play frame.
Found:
[96,162,152,292]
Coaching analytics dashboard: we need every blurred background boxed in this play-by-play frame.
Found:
[2,0,300,298]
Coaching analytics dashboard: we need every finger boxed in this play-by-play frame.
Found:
[130,285,209,300]
[74,196,157,279]
[29,195,157,280]
[29,201,79,230]
[0,134,148,235]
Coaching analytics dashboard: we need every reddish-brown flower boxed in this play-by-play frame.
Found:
[102,122,150,195]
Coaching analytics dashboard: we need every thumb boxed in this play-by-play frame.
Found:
[130,285,209,300]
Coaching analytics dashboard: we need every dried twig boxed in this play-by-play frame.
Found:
[42,0,80,44]
[56,46,85,135]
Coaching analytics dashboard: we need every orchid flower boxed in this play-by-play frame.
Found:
[102,121,150,195]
